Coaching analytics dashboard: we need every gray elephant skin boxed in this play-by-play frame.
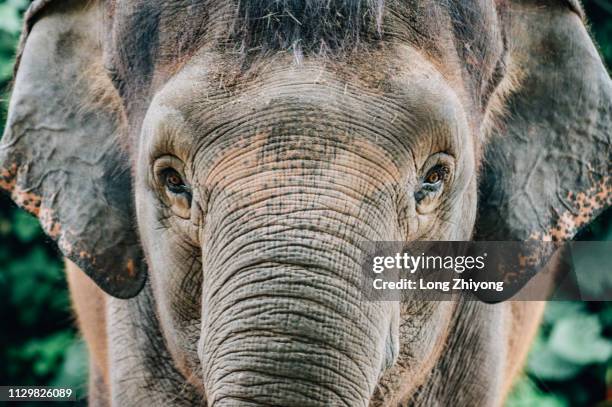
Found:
[0,0,610,406]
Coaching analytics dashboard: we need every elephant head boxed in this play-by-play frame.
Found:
[0,0,610,405]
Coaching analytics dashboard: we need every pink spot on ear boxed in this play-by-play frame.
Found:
[126,259,135,277]
[40,206,76,260]
[0,164,17,191]
[12,185,42,216]
[39,206,61,237]
[530,176,611,241]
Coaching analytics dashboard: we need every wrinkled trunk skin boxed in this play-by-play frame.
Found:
[197,110,403,406]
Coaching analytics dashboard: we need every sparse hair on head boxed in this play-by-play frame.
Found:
[228,0,385,56]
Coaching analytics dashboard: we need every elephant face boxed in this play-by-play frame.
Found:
[135,47,478,402]
[1,0,610,405]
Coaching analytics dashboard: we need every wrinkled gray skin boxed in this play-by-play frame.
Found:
[137,51,478,406]
[1,0,610,406]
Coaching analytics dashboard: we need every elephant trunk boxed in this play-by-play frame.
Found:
[200,265,382,406]
[197,141,402,406]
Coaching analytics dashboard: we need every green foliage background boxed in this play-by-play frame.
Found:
[0,1,610,405]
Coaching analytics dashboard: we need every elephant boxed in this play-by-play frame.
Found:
[0,0,610,405]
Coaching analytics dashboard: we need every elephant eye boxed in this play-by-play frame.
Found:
[162,168,189,195]
[153,157,193,219]
[415,157,454,213]
[422,165,449,189]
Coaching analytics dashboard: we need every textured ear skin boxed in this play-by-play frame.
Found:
[476,2,611,241]
[0,1,146,299]
[12,0,54,75]
[474,2,611,298]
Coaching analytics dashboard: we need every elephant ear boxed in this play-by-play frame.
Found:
[476,0,611,243]
[0,0,146,298]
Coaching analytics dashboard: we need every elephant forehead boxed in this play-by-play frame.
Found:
[108,0,503,53]
[140,50,471,178]
[107,0,506,104]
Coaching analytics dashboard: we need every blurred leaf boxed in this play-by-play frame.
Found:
[0,0,26,83]
[549,315,612,365]
[0,35,17,84]
[0,56,14,81]
[13,210,42,242]
[527,336,584,381]
[0,215,11,235]
[599,304,612,329]
[21,331,74,377]
[543,302,586,325]
[52,339,89,399]
[506,377,569,407]
[6,246,67,325]
[0,1,24,34]
[571,242,612,297]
